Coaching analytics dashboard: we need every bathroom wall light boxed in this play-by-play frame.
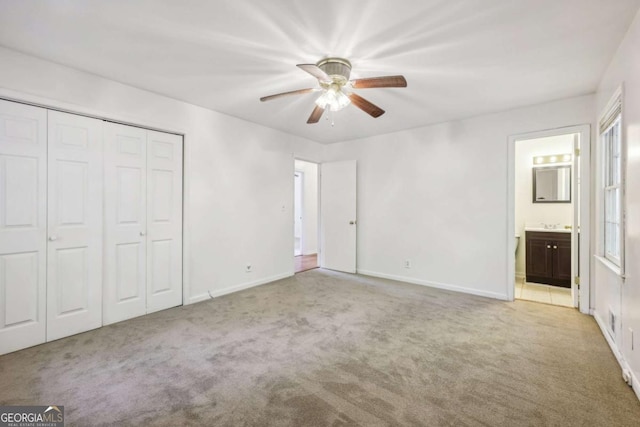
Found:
[533,153,572,165]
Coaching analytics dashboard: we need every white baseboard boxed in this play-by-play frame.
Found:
[594,311,623,365]
[593,311,640,401]
[187,272,293,305]
[357,269,509,301]
[188,293,211,305]
[631,366,640,402]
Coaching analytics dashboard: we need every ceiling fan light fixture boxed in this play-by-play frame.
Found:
[315,85,351,111]
[260,57,406,123]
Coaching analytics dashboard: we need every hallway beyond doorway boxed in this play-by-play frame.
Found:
[295,254,318,273]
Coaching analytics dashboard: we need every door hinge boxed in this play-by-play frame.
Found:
[574,148,580,157]
[575,276,580,287]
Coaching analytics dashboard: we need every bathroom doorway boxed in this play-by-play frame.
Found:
[508,125,590,313]
[293,159,319,273]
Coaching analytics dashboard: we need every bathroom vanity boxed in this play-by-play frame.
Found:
[525,230,571,287]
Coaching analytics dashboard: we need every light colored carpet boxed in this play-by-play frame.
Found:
[1,269,639,426]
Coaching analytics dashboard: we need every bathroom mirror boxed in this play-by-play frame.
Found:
[533,165,571,203]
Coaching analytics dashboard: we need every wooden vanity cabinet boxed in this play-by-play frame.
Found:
[525,231,571,287]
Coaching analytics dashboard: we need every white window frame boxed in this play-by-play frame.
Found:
[598,87,625,271]
[602,117,622,265]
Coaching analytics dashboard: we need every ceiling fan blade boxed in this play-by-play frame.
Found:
[297,64,332,83]
[260,88,319,102]
[347,93,385,118]
[351,75,407,89]
[307,105,325,124]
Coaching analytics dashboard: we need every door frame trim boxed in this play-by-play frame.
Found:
[507,124,591,313]
[294,169,305,257]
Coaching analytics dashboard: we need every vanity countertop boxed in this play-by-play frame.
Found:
[525,227,571,233]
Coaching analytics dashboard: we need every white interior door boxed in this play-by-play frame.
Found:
[103,123,147,325]
[0,100,47,354]
[146,130,183,314]
[320,160,357,273]
[46,110,103,341]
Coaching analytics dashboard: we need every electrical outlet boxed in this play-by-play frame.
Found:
[404,259,412,269]
[246,264,252,273]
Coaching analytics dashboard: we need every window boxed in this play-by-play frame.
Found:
[599,92,623,267]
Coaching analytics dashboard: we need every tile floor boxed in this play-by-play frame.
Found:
[515,279,574,307]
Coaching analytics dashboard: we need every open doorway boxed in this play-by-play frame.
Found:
[508,125,590,313]
[294,159,319,273]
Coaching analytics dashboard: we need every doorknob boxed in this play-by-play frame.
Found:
[546,245,551,249]
[553,245,558,249]
[140,231,146,236]
[349,221,356,225]
[48,235,58,241]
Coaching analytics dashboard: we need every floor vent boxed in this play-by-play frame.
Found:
[609,309,616,335]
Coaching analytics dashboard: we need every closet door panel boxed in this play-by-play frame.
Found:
[47,110,103,341]
[146,131,182,313]
[0,100,47,355]
[103,123,147,324]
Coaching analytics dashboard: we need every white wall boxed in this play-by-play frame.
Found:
[324,95,594,300]
[294,160,318,255]
[515,135,574,277]
[595,8,640,396]
[0,46,324,304]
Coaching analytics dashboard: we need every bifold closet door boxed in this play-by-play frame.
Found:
[103,123,147,324]
[104,125,182,323]
[0,100,47,355]
[46,110,103,341]
[146,130,183,314]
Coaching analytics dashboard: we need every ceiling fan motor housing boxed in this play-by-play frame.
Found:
[317,57,351,85]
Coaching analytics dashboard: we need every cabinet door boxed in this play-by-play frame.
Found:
[526,237,553,282]
[103,123,147,325]
[146,131,183,314]
[0,100,47,355]
[554,239,572,285]
[47,111,103,341]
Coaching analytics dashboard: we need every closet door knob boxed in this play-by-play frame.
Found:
[48,235,58,241]
[546,245,551,249]
[553,245,558,249]
[140,231,146,236]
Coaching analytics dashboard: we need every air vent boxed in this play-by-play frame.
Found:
[609,309,616,334]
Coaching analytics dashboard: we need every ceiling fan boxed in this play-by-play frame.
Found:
[260,57,407,124]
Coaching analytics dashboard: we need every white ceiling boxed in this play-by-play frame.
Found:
[0,0,639,143]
